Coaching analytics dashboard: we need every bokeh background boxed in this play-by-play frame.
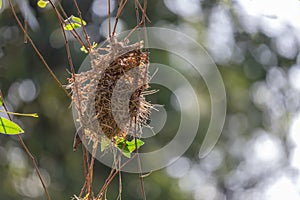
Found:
[1,0,300,199]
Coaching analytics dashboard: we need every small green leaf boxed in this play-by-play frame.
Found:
[0,96,3,107]
[63,24,73,30]
[71,16,87,26]
[80,42,98,54]
[37,0,48,8]
[121,151,131,158]
[73,23,81,28]
[0,117,24,135]
[80,46,88,54]
[63,23,81,31]
[116,138,144,158]
[126,139,145,152]
[116,139,129,151]
[92,42,98,49]
[0,0,3,9]
[100,137,110,152]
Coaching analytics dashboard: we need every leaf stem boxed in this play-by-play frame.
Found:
[0,110,38,118]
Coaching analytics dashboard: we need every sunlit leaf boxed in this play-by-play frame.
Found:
[116,140,131,158]
[37,0,48,8]
[73,23,81,28]
[116,138,127,149]
[100,137,110,151]
[92,42,98,49]
[126,139,145,152]
[116,138,145,158]
[80,46,88,54]
[63,15,86,31]
[0,0,3,9]
[63,23,81,31]
[80,42,98,54]
[71,16,87,26]
[0,117,24,135]
[0,95,3,107]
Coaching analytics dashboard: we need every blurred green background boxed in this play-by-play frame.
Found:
[1,0,300,199]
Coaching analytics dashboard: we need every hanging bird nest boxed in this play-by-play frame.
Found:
[68,38,151,150]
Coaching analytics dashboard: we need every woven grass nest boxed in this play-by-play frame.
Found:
[68,39,151,149]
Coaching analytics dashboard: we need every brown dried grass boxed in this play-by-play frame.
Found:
[68,39,151,147]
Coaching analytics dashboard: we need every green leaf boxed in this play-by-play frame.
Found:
[126,139,145,152]
[121,151,131,158]
[71,16,87,26]
[100,137,110,152]
[116,138,145,158]
[0,117,24,135]
[0,0,2,9]
[92,42,98,49]
[63,23,81,31]
[63,15,86,31]
[116,139,129,151]
[0,96,3,107]
[80,42,98,54]
[80,45,88,54]
[37,0,48,8]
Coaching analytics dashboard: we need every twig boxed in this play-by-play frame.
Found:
[7,0,70,99]
[23,18,27,43]
[47,0,85,124]
[78,144,90,198]
[134,118,146,200]
[72,0,92,47]
[96,153,139,200]
[55,1,89,51]
[108,0,111,38]
[0,90,51,200]
[112,0,129,36]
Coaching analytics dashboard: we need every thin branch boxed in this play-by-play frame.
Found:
[96,153,139,200]
[0,90,51,200]
[86,142,97,200]
[134,0,142,43]
[117,167,122,200]
[47,0,76,75]
[7,0,70,99]
[72,0,92,47]
[55,1,89,51]
[135,0,151,23]
[134,117,146,200]
[24,18,28,43]
[112,0,129,36]
[108,0,111,38]
[47,0,85,122]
